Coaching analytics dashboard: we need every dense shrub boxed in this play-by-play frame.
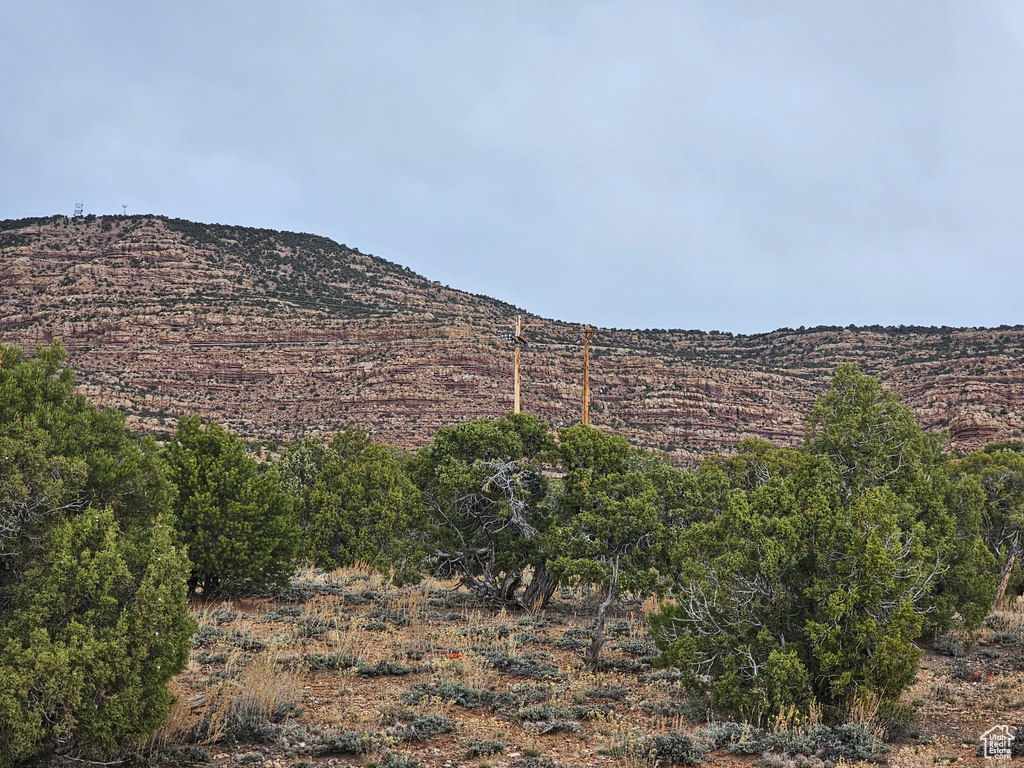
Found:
[698,721,885,763]
[651,365,997,724]
[615,730,706,766]
[164,415,298,595]
[402,681,494,708]
[277,428,424,584]
[647,732,708,766]
[464,738,506,757]
[0,344,195,765]
[477,649,563,680]
[388,714,457,741]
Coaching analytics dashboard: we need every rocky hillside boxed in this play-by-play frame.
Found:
[2,214,1022,460]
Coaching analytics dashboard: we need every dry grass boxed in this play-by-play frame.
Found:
[146,567,1021,768]
[886,736,962,768]
[171,653,304,746]
[145,679,196,752]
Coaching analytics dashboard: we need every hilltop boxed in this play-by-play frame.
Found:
[2,213,1022,459]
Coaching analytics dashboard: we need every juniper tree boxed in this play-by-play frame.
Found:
[651,366,996,725]
[409,413,557,609]
[651,449,930,724]
[164,415,298,595]
[0,344,194,765]
[804,362,995,632]
[956,445,1024,607]
[278,426,424,584]
[549,425,685,668]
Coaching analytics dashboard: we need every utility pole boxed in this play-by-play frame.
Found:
[500,314,529,414]
[568,324,599,425]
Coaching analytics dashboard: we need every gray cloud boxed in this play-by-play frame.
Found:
[3,1,1023,332]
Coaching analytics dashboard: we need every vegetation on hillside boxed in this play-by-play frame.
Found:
[1,344,1020,764]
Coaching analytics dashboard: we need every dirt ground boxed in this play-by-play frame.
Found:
[146,567,1024,768]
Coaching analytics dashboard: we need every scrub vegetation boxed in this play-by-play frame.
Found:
[2,343,1022,766]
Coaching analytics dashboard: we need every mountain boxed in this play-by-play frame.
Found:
[2,213,1022,460]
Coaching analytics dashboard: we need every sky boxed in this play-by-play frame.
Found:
[3,2,1024,334]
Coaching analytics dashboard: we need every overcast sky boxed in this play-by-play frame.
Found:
[3,2,1023,333]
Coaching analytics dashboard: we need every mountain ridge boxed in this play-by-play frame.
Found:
[3,213,1022,460]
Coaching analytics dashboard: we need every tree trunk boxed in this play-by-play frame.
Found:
[583,560,619,673]
[523,564,558,611]
[993,553,1017,611]
[500,572,523,605]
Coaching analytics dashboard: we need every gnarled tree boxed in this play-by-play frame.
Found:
[956,445,1024,608]
[409,413,556,609]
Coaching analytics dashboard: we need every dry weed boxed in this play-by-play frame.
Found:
[325,628,361,661]
[448,651,494,692]
[652,713,690,734]
[347,560,384,588]
[191,603,215,631]
[144,679,196,750]
[185,652,305,745]
[606,714,658,768]
[846,694,881,729]
[886,736,961,768]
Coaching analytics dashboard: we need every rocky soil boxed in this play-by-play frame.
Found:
[145,567,1024,768]
[3,214,1023,459]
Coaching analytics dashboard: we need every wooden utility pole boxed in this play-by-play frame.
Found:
[514,315,523,413]
[500,314,529,414]
[568,324,599,425]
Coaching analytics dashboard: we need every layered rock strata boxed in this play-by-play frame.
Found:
[2,214,1022,460]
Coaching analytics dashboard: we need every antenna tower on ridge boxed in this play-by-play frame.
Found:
[74,201,83,217]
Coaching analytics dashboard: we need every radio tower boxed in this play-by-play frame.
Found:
[568,324,599,425]
[499,314,529,414]
[74,201,83,217]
